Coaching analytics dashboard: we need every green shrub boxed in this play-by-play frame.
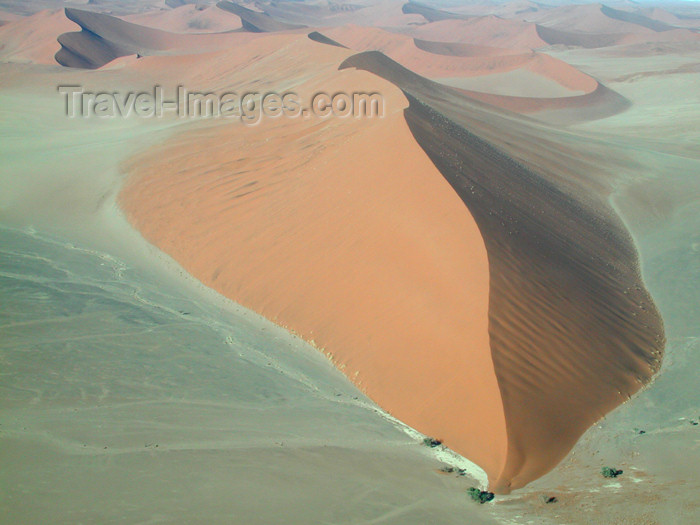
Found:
[422,437,442,448]
[467,487,495,504]
[601,466,623,478]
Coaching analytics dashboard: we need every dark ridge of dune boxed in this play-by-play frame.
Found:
[535,23,700,49]
[535,24,624,48]
[55,8,177,69]
[401,2,469,22]
[413,38,519,57]
[216,1,305,32]
[307,31,347,49]
[340,50,664,492]
[600,5,675,32]
[56,29,124,70]
[459,82,631,124]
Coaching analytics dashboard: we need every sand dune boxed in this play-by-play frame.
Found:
[413,38,527,58]
[409,16,548,49]
[216,1,304,32]
[599,5,675,32]
[325,25,543,78]
[536,23,700,48]
[642,6,700,29]
[119,35,508,483]
[323,26,608,114]
[401,1,470,22]
[524,4,652,34]
[55,7,179,68]
[407,8,700,51]
[0,9,21,24]
[114,30,663,492]
[124,4,243,33]
[326,26,581,84]
[339,50,663,491]
[53,7,256,69]
[0,9,76,64]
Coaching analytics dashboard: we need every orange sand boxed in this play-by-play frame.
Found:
[119,40,508,481]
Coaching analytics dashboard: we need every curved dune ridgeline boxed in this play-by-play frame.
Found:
[119,36,510,486]
[340,51,664,492]
[401,2,470,22]
[55,8,178,68]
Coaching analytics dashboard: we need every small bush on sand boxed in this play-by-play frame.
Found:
[422,437,442,448]
[601,466,623,478]
[467,487,495,504]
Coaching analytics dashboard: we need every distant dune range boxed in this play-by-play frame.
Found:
[216,1,305,32]
[320,27,627,121]
[1,2,669,492]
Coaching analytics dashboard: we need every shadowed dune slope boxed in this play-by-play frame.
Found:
[408,9,699,50]
[600,4,675,32]
[323,25,600,107]
[216,1,305,32]
[325,27,624,122]
[535,25,625,48]
[457,81,629,123]
[402,2,470,22]
[535,23,700,49]
[55,8,179,69]
[413,38,525,58]
[307,31,347,48]
[340,51,664,492]
[524,3,659,34]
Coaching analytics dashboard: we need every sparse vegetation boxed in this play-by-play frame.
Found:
[467,487,495,504]
[422,437,442,448]
[601,466,623,478]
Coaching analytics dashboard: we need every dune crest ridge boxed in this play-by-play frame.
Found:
[119,38,510,485]
[340,50,664,491]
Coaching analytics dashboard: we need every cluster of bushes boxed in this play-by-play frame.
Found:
[601,466,623,478]
[467,487,494,504]
[439,466,468,476]
[422,437,442,448]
